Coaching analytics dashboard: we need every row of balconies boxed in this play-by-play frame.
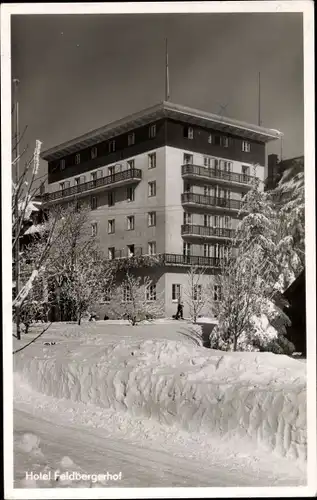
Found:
[43,163,253,204]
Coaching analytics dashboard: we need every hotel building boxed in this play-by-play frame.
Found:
[41,101,281,318]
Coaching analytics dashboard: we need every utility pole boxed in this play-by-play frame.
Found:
[13,78,21,340]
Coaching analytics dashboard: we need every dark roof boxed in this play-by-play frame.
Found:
[41,101,282,161]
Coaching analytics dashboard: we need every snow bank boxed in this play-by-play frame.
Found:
[14,336,306,464]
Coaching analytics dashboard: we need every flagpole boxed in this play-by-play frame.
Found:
[165,38,170,101]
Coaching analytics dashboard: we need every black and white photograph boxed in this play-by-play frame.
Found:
[1,1,316,497]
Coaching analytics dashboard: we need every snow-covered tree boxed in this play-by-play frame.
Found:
[11,139,65,340]
[108,272,164,325]
[40,203,113,325]
[269,157,305,278]
[210,175,292,352]
[183,265,211,323]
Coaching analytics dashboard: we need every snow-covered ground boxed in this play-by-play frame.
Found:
[13,321,307,488]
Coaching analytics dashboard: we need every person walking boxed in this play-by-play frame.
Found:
[175,296,184,320]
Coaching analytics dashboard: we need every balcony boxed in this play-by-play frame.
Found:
[108,251,222,269]
[182,164,253,187]
[181,192,243,212]
[161,253,222,268]
[43,168,142,204]
[181,224,235,240]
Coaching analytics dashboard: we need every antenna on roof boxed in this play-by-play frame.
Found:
[258,72,262,126]
[165,38,170,101]
[218,102,229,119]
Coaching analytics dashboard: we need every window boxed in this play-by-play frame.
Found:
[127,159,135,170]
[172,284,181,301]
[127,244,135,257]
[149,124,156,138]
[224,216,231,228]
[127,186,135,202]
[91,147,98,159]
[204,186,212,197]
[184,182,192,193]
[75,153,80,165]
[60,159,65,170]
[148,241,156,255]
[108,219,115,234]
[91,222,98,237]
[148,212,156,227]
[60,182,65,190]
[127,215,135,230]
[223,188,230,199]
[108,247,115,260]
[242,165,250,178]
[204,214,212,227]
[109,140,116,153]
[224,161,232,172]
[148,181,156,197]
[242,141,251,152]
[208,134,213,144]
[193,284,202,302]
[219,160,225,170]
[146,283,156,301]
[221,136,229,148]
[214,136,221,146]
[91,196,97,210]
[91,172,97,181]
[108,191,115,206]
[183,212,192,225]
[148,152,156,169]
[183,153,193,165]
[204,243,213,257]
[128,133,135,146]
[75,177,80,185]
[122,285,132,303]
[184,126,194,139]
[108,166,115,176]
[104,288,111,302]
[183,242,191,256]
[214,285,222,302]
[204,157,212,168]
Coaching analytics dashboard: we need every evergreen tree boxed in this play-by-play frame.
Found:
[210,172,293,352]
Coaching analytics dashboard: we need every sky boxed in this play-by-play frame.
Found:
[11,12,304,184]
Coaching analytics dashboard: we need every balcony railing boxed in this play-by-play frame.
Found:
[181,192,243,211]
[108,252,222,268]
[161,253,222,268]
[182,164,253,185]
[181,224,235,239]
[43,168,142,203]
